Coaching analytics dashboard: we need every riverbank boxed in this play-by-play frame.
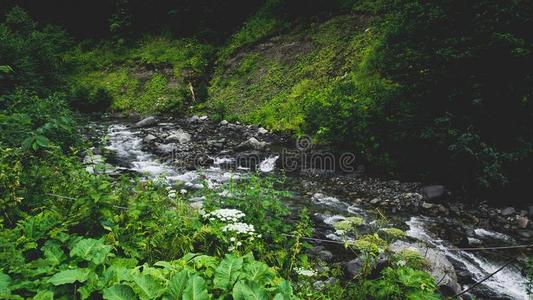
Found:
[83,113,532,299]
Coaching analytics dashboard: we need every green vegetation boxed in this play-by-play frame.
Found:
[2,1,533,298]
[207,0,533,201]
[65,36,214,113]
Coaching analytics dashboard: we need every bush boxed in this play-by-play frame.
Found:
[0,7,70,96]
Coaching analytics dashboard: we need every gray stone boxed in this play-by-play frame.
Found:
[258,127,268,134]
[517,216,529,229]
[318,250,333,262]
[166,129,191,143]
[219,120,229,126]
[501,207,516,216]
[389,241,460,296]
[143,134,157,143]
[528,206,533,218]
[370,198,381,205]
[344,258,364,278]
[235,137,268,151]
[188,115,200,123]
[421,202,435,209]
[134,116,158,128]
[420,185,448,201]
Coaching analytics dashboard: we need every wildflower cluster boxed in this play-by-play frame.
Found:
[222,222,255,235]
[165,186,187,200]
[203,208,258,251]
[204,208,245,222]
[166,186,177,199]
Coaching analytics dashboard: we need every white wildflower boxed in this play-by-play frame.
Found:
[180,189,187,194]
[295,267,317,277]
[222,222,255,235]
[204,208,245,222]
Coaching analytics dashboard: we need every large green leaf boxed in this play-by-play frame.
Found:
[133,274,163,300]
[103,284,137,300]
[213,255,243,290]
[0,272,11,297]
[243,260,273,284]
[70,238,113,265]
[273,280,294,300]
[232,281,268,300]
[167,270,188,298]
[42,241,66,266]
[183,274,210,300]
[34,290,54,300]
[48,268,90,285]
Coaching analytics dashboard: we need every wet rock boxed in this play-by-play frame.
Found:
[370,198,381,205]
[143,134,157,143]
[235,137,268,151]
[258,127,268,134]
[188,115,202,123]
[166,129,191,143]
[421,202,435,209]
[134,116,158,128]
[517,217,529,229]
[389,241,460,296]
[318,250,333,262]
[344,258,364,278]
[501,207,516,217]
[420,185,448,202]
[155,143,177,154]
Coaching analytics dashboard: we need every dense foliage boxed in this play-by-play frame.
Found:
[207,0,533,202]
[1,2,532,298]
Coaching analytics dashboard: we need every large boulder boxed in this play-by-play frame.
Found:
[389,241,461,297]
[134,116,158,128]
[420,185,449,202]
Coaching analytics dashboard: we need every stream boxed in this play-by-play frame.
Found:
[84,116,530,300]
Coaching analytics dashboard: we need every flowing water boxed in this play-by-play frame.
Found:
[85,119,530,300]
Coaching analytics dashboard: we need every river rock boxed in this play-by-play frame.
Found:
[420,185,448,202]
[318,250,333,262]
[166,129,191,143]
[389,241,460,297]
[134,116,158,128]
[258,127,268,134]
[143,134,157,143]
[421,201,434,209]
[501,207,516,216]
[219,120,229,126]
[235,137,268,151]
[344,258,364,278]
[516,216,529,228]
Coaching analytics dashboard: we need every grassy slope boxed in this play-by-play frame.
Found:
[206,14,373,132]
